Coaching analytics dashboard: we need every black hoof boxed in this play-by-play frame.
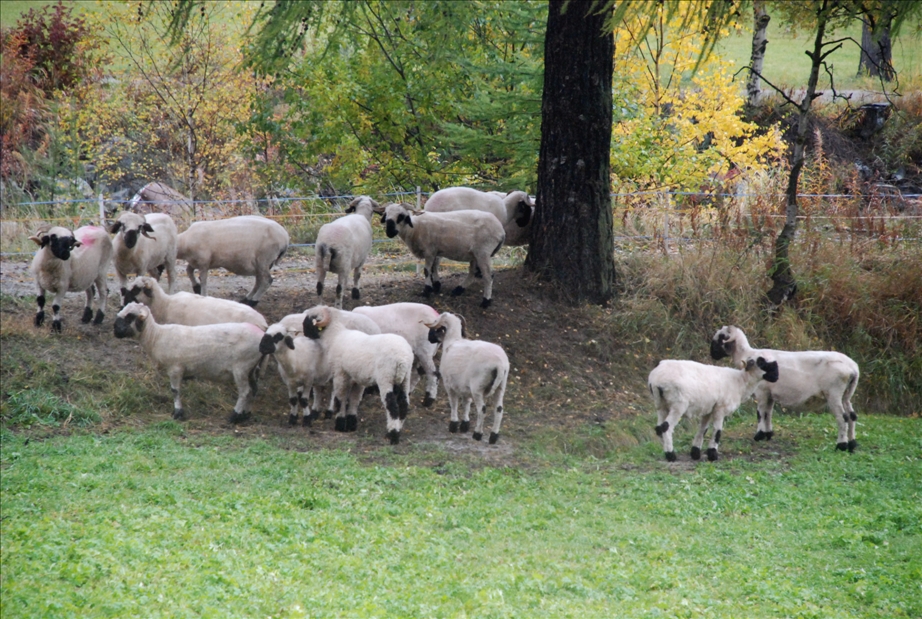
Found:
[765,431,773,440]
[449,421,459,433]
[489,432,499,445]
[193,284,201,294]
[432,281,441,294]
[422,395,435,408]
[288,414,298,426]
[351,287,360,300]
[345,415,358,432]
[93,309,105,325]
[316,281,324,296]
[324,410,334,420]
[706,448,718,461]
[665,451,677,462]
[847,439,857,452]
[423,285,434,298]
[172,408,186,420]
[754,430,768,441]
[451,286,465,297]
[459,420,470,433]
[52,320,62,333]
[310,409,322,421]
[229,411,251,424]
[690,446,701,460]
[302,415,312,427]
[334,417,347,432]
[239,298,257,307]
[387,429,400,445]
[472,432,483,441]
[836,442,848,451]
[479,298,492,309]
[81,306,93,323]
[34,311,45,327]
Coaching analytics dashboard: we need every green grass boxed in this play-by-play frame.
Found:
[2,415,920,618]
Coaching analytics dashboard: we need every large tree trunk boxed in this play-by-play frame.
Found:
[525,0,615,305]
[746,1,770,108]
[858,16,895,81]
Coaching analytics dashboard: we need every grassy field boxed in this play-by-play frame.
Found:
[2,414,920,618]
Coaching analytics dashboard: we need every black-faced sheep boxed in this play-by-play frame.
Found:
[710,325,861,451]
[425,312,510,444]
[315,196,379,309]
[302,306,414,444]
[259,320,329,426]
[176,215,289,306]
[425,187,534,247]
[121,276,267,329]
[379,202,505,309]
[29,225,113,332]
[648,356,780,462]
[109,211,178,302]
[113,302,266,423]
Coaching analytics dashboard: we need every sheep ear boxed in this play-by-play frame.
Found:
[745,358,755,370]
[29,234,48,247]
[379,213,387,224]
[284,335,295,350]
[71,238,82,247]
[405,214,413,228]
[108,221,122,234]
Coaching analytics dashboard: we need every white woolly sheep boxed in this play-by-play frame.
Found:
[128,181,195,219]
[302,306,414,444]
[109,211,178,301]
[121,276,267,329]
[425,312,510,444]
[379,202,505,308]
[29,225,113,332]
[259,321,329,426]
[648,355,780,462]
[353,302,441,407]
[113,302,266,423]
[176,215,289,306]
[710,325,861,452]
[425,187,534,247]
[315,195,379,308]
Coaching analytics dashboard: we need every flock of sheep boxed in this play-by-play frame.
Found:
[26,186,861,456]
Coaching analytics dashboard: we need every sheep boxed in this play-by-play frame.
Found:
[128,181,194,219]
[121,276,267,329]
[425,187,534,246]
[301,306,414,444]
[315,195,379,309]
[353,302,441,407]
[259,320,329,427]
[29,225,113,333]
[424,312,510,444]
[710,325,861,452]
[648,355,780,462]
[379,202,505,308]
[113,302,266,423]
[109,211,178,302]
[176,215,289,306]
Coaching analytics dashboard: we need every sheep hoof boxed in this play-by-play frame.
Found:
[449,421,459,433]
[479,297,491,309]
[334,417,347,432]
[754,430,768,441]
[351,287,360,299]
[422,395,435,408]
[489,432,499,445]
[345,415,358,432]
[847,440,857,452]
[459,421,470,433]
[690,446,702,460]
[34,311,45,327]
[836,442,848,451]
[450,286,465,297]
[432,281,441,293]
[387,429,400,445]
[423,285,434,298]
[664,451,677,462]
[193,284,201,294]
[81,307,93,323]
[472,432,483,441]
[228,411,251,424]
[239,298,257,307]
[310,409,322,421]
[52,319,63,333]
[93,309,105,325]
[706,448,719,461]
[324,410,334,420]
[172,408,186,420]
[288,414,298,426]
[301,415,312,427]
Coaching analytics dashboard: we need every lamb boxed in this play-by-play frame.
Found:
[113,302,266,423]
[259,320,329,426]
[109,211,178,301]
[353,302,441,407]
[121,276,267,329]
[176,215,289,306]
[710,325,861,452]
[648,355,780,462]
[29,225,113,332]
[379,202,505,308]
[315,195,379,308]
[425,187,534,247]
[302,306,414,444]
[424,312,510,444]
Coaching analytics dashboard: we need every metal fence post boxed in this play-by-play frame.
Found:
[99,193,105,227]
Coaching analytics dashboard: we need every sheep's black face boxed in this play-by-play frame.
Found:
[757,358,780,383]
[259,333,281,354]
[710,332,731,360]
[113,314,137,338]
[302,315,323,340]
[49,234,78,261]
[385,219,399,238]
[515,200,532,227]
[427,327,445,344]
[124,228,140,249]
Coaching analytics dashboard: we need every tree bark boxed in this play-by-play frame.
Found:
[858,15,895,81]
[525,0,615,305]
[746,1,770,108]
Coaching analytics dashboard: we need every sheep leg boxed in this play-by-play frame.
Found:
[451,262,478,298]
[447,391,461,433]
[829,398,851,452]
[117,271,131,307]
[423,256,441,297]
[229,367,254,424]
[334,270,348,309]
[50,289,67,333]
[655,405,684,462]
[330,376,351,431]
[81,287,94,323]
[286,384,304,426]
[310,383,330,421]
[92,273,108,324]
[381,379,405,445]
[486,381,506,444]
[471,252,494,308]
[416,353,439,407]
[706,411,728,461]
[754,392,774,441]
[842,385,858,451]
[691,414,713,460]
[243,269,271,307]
[470,391,488,441]
[345,383,363,432]
[164,258,177,294]
[459,398,472,434]
[186,265,203,295]
[168,369,186,420]
[34,283,47,327]
[351,265,362,300]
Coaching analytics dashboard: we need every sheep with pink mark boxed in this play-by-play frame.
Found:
[109,211,178,303]
[113,302,266,423]
[29,225,113,333]
[648,355,779,462]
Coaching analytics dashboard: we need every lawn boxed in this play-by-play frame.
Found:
[2,413,920,618]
